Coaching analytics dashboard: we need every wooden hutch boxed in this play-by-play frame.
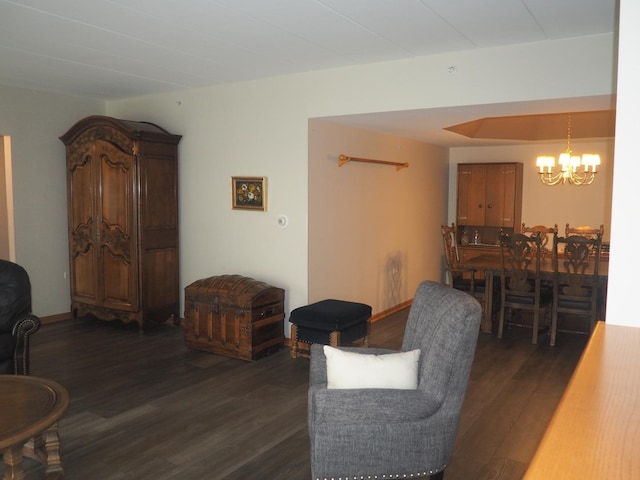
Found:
[456,162,523,261]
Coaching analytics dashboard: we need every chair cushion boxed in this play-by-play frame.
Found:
[323,345,420,390]
[505,287,552,305]
[558,298,592,309]
[289,299,371,330]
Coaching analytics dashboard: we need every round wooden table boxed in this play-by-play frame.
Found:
[0,375,69,480]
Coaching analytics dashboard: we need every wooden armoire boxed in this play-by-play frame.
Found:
[60,116,181,332]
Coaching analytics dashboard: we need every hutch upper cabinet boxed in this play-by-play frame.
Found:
[60,116,182,332]
[456,163,523,256]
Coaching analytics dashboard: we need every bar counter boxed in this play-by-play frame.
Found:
[524,322,640,479]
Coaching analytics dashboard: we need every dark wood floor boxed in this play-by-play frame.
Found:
[12,311,588,480]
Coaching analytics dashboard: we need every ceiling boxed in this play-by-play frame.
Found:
[0,0,619,146]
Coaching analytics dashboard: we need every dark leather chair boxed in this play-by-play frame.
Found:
[0,259,40,375]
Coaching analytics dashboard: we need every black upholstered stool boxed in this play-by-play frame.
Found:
[289,299,372,359]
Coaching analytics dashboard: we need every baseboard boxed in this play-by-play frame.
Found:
[369,299,413,324]
[40,312,71,324]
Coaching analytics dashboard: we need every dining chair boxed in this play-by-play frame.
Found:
[565,223,604,239]
[441,223,488,319]
[522,223,558,256]
[550,232,603,346]
[498,232,552,344]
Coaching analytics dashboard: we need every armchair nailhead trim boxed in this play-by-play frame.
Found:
[317,465,447,480]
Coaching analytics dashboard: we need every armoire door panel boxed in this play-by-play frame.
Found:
[142,228,178,249]
[69,158,94,234]
[101,248,136,309]
[140,155,178,228]
[72,248,97,300]
[68,143,99,304]
[98,141,133,237]
[142,248,177,309]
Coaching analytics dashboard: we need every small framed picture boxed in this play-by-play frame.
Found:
[231,176,267,211]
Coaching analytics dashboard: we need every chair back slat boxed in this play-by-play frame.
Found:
[499,232,542,296]
[522,223,558,252]
[441,223,459,267]
[565,223,604,239]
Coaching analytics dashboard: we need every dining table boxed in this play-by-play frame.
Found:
[459,253,609,333]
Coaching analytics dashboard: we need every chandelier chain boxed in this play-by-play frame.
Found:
[566,113,571,153]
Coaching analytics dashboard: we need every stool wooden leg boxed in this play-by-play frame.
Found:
[363,318,371,347]
[290,324,298,358]
[329,330,341,347]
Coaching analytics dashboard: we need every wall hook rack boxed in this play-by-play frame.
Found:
[338,154,409,171]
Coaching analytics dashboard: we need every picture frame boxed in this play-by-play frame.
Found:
[231,176,267,211]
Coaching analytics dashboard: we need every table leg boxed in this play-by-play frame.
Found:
[43,423,64,479]
[20,424,64,480]
[2,445,26,480]
[481,270,494,333]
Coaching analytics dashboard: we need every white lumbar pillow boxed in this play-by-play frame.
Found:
[323,345,420,389]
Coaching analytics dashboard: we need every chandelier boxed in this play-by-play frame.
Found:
[535,113,601,186]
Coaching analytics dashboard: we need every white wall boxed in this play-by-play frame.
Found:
[308,120,448,313]
[0,86,104,315]
[104,34,615,334]
[449,140,614,239]
[607,0,640,326]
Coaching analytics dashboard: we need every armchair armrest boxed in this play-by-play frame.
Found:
[11,313,40,375]
[309,385,442,425]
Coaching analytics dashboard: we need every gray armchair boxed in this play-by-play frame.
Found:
[308,280,481,480]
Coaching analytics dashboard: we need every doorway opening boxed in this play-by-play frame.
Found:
[0,135,16,261]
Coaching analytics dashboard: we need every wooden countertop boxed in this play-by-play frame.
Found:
[524,322,640,479]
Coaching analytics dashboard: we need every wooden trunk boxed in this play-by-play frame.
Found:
[60,115,181,332]
[184,275,285,361]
